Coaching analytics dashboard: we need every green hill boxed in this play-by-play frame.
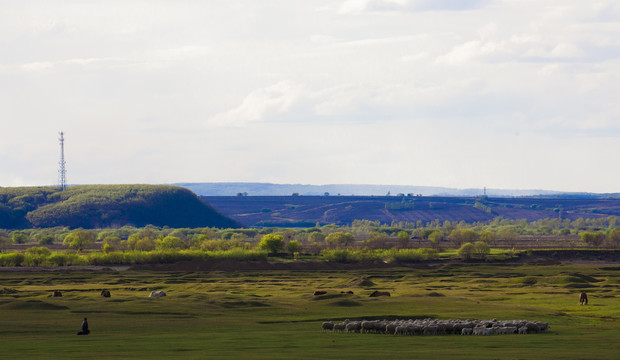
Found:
[0,185,239,229]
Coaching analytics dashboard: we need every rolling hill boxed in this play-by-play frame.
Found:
[0,185,239,229]
[202,195,620,227]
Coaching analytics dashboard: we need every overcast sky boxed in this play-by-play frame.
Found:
[1,0,619,193]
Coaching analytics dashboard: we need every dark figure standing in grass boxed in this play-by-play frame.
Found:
[579,291,588,305]
[77,317,90,335]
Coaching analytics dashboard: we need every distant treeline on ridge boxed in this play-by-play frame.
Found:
[0,185,239,229]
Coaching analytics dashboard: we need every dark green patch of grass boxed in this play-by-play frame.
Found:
[328,299,362,307]
[0,300,68,310]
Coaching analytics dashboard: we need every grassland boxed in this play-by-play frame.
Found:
[0,263,618,359]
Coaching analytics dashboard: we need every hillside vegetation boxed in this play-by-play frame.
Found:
[203,195,620,227]
[0,185,238,229]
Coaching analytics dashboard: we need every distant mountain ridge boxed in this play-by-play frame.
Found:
[175,182,616,198]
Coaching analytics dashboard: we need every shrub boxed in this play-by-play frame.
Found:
[258,234,284,254]
[156,236,187,251]
[23,247,51,266]
[208,248,268,261]
[287,240,300,254]
[387,248,438,263]
[38,235,55,245]
[11,231,28,244]
[608,228,620,247]
[473,241,491,258]
[458,242,476,260]
[581,231,605,247]
[325,232,354,249]
[322,249,351,263]
[0,252,25,266]
[135,238,156,251]
[63,229,94,251]
[102,236,121,253]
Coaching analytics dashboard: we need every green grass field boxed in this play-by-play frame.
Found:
[0,263,618,359]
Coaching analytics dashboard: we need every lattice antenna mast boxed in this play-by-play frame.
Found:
[58,131,67,190]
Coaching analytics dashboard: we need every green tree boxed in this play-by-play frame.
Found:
[135,238,156,251]
[0,235,11,251]
[478,230,497,245]
[427,230,443,250]
[287,240,301,254]
[11,231,28,244]
[458,242,475,260]
[102,236,121,253]
[63,229,94,251]
[473,241,491,259]
[608,228,620,248]
[366,231,388,249]
[581,231,605,247]
[325,232,355,249]
[258,234,284,254]
[499,230,518,248]
[308,232,326,243]
[447,229,479,247]
[397,231,410,249]
[156,236,186,250]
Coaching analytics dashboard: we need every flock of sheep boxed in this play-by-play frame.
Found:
[321,318,549,336]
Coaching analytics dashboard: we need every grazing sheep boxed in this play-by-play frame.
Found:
[394,325,409,335]
[537,322,549,332]
[322,318,548,336]
[579,292,588,305]
[149,290,166,297]
[423,326,438,335]
[346,321,361,333]
[322,321,334,332]
[473,327,487,336]
[385,323,398,335]
[333,323,346,333]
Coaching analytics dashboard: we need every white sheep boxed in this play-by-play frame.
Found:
[333,323,346,333]
[322,321,334,332]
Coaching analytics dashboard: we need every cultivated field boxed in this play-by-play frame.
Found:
[0,263,618,359]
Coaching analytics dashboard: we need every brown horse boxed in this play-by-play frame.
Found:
[579,292,588,305]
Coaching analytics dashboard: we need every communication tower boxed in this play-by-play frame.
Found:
[58,131,67,190]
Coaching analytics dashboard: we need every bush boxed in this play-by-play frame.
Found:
[473,241,491,258]
[325,232,355,249]
[458,242,476,260]
[287,240,300,254]
[608,228,620,247]
[258,234,284,254]
[387,248,438,263]
[0,252,25,266]
[63,230,94,251]
[156,236,187,251]
[322,249,351,263]
[11,231,28,244]
[23,247,51,266]
[581,231,605,247]
[208,248,268,261]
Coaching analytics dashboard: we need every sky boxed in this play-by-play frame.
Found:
[1,0,620,193]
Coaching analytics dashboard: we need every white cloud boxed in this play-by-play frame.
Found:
[338,0,488,14]
[207,81,305,127]
[20,61,54,72]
